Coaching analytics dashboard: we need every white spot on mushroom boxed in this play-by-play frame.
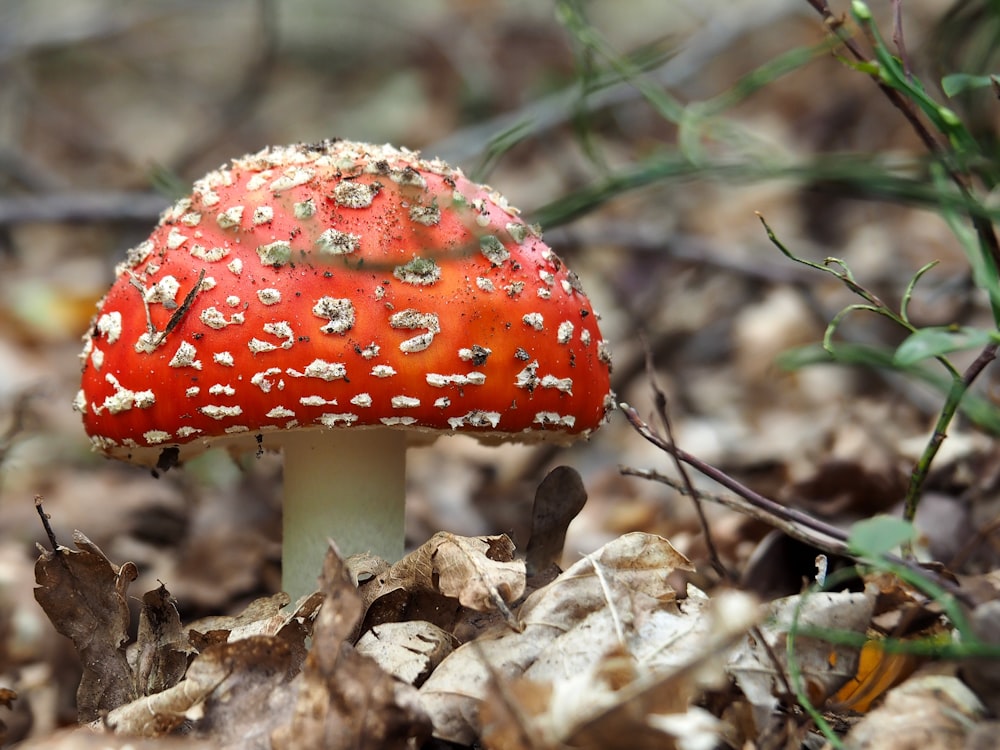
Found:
[560,279,573,295]
[176,426,202,438]
[144,430,171,444]
[539,270,555,287]
[166,228,188,250]
[391,395,420,408]
[315,229,360,256]
[180,211,202,227]
[313,297,355,334]
[186,387,200,397]
[201,307,245,329]
[475,277,495,292]
[537,288,551,300]
[303,359,347,381]
[319,413,359,427]
[506,222,529,244]
[118,241,153,274]
[333,181,376,208]
[300,395,337,406]
[251,368,283,392]
[245,172,270,191]
[505,281,525,298]
[434,397,450,408]
[257,288,282,305]
[534,412,576,428]
[580,329,592,346]
[96,374,156,415]
[266,406,296,418]
[190,245,229,262]
[209,384,236,396]
[97,310,122,344]
[270,168,314,192]
[252,205,274,225]
[358,343,380,359]
[390,309,440,353]
[198,187,220,207]
[200,404,243,420]
[515,361,540,392]
[262,321,294,349]
[226,295,241,308]
[144,275,181,305]
[225,425,250,434]
[381,417,417,426]
[216,206,244,229]
[169,341,202,369]
[597,339,612,364]
[409,204,440,226]
[73,390,87,414]
[200,276,217,291]
[426,373,486,387]
[371,365,396,378]
[541,375,573,394]
[557,321,574,344]
[134,332,166,354]
[228,258,243,276]
[350,393,372,408]
[479,235,509,265]
[90,348,104,371]
[393,257,441,286]
[256,241,292,267]
[214,351,235,367]
[249,338,277,354]
[448,410,501,429]
[294,199,316,219]
[522,312,544,331]
[458,345,491,365]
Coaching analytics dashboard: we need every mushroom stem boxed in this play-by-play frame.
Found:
[280,428,406,600]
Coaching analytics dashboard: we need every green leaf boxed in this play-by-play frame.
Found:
[848,516,915,558]
[893,326,997,366]
[942,73,995,97]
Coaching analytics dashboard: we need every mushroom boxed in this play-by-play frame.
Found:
[75,140,614,600]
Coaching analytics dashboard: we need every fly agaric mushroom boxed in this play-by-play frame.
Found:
[76,140,614,600]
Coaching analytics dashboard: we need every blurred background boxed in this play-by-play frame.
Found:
[3,0,1000,740]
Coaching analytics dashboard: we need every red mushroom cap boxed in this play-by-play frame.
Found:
[76,140,614,467]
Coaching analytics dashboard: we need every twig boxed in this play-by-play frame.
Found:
[642,343,730,581]
[34,495,59,552]
[620,404,975,606]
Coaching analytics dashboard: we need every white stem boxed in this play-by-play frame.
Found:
[280,429,406,600]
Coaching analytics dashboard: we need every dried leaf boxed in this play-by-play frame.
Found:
[33,531,138,721]
[846,672,985,749]
[187,591,321,649]
[419,532,697,744]
[100,635,298,740]
[524,466,588,576]
[355,620,456,686]
[272,544,431,750]
[130,584,195,696]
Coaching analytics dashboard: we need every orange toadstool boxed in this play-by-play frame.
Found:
[76,140,614,600]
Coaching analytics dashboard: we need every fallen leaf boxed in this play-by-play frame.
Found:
[524,466,588,577]
[355,620,456,686]
[129,584,195,696]
[33,531,138,721]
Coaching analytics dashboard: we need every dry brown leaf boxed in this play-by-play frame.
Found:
[129,584,195,696]
[418,532,698,744]
[355,620,456,686]
[845,671,985,749]
[33,531,138,722]
[98,635,299,741]
[186,591,322,649]
[272,544,431,750]
[479,588,757,750]
[371,532,524,611]
[524,466,588,577]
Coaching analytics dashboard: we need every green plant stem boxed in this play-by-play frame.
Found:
[903,342,999,531]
